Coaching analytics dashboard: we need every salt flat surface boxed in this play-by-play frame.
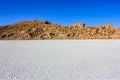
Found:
[0,40,120,80]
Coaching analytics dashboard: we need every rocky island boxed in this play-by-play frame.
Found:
[0,20,120,40]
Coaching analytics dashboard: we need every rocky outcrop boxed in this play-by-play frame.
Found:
[72,23,85,29]
[0,20,120,40]
[104,24,113,29]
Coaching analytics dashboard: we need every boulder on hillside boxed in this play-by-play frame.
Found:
[104,24,113,29]
[72,23,85,29]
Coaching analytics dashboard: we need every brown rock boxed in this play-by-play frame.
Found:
[104,24,113,29]
[72,23,85,29]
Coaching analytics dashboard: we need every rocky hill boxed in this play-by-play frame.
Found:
[0,20,120,40]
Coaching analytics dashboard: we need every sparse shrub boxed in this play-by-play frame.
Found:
[45,21,51,24]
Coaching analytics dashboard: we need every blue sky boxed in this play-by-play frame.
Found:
[0,0,120,27]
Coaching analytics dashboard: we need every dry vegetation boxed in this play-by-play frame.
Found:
[0,20,120,40]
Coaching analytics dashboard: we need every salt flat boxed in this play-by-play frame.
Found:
[0,40,120,80]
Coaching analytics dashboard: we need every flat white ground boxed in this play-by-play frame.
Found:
[0,40,120,80]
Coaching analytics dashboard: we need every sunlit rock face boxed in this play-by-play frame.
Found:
[72,23,85,29]
[104,24,113,29]
[0,20,120,39]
